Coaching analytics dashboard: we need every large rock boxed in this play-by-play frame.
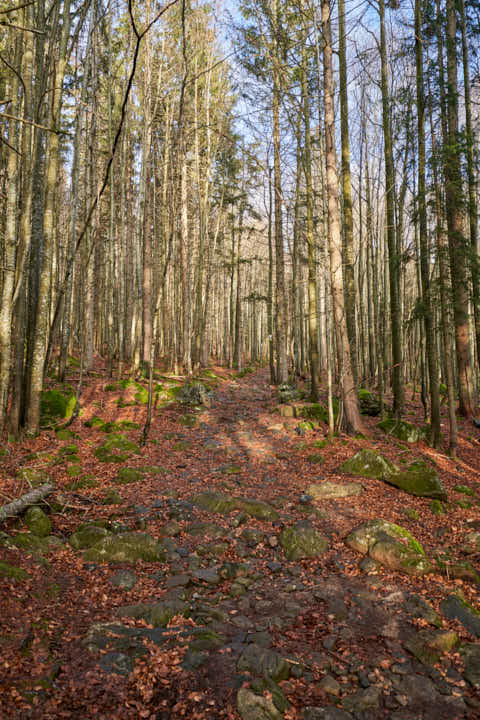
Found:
[346,519,433,577]
[404,628,458,665]
[307,481,362,499]
[340,449,398,479]
[461,643,480,689]
[178,382,212,406]
[83,532,165,563]
[116,598,189,627]
[377,418,426,443]
[358,389,380,417]
[24,507,52,537]
[385,460,447,501]
[237,688,283,720]
[8,533,63,554]
[440,595,480,637]
[237,644,291,682]
[191,491,279,521]
[69,524,111,550]
[279,522,329,560]
[40,387,76,427]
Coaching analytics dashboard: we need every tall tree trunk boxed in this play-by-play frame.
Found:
[415,0,441,446]
[321,0,364,435]
[379,0,403,417]
[444,0,475,416]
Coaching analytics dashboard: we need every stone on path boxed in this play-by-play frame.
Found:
[279,522,328,560]
[307,481,362,500]
[83,532,165,563]
[237,688,282,720]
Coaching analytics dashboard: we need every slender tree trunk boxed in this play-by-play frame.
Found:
[321,0,364,435]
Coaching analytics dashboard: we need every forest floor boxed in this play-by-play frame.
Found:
[1,364,480,720]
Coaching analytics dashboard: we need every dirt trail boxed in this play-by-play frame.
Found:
[0,368,479,719]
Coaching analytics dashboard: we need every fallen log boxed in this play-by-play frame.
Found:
[0,483,56,522]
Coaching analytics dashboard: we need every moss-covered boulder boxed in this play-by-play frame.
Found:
[237,644,291,683]
[0,561,29,581]
[340,449,398,479]
[404,629,458,666]
[277,384,302,404]
[237,688,283,720]
[24,507,52,537]
[69,524,112,550]
[190,491,279,520]
[94,433,141,463]
[40,387,76,427]
[83,532,165,563]
[84,415,105,429]
[115,598,188,626]
[296,403,328,423]
[377,419,426,443]
[179,414,198,428]
[358,389,380,417]
[8,533,63,554]
[346,519,433,577]
[307,481,363,500]
[385,460,447,501]
[279,522,329,560]
[453,484,475,496]
[115,467,143,485]
[178,382,212,406]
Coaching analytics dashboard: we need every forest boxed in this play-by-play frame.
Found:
[0,0,480,718]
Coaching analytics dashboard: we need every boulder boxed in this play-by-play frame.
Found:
[237,644,291,683]
[83,532,165,563]
[346,519,433,577]
[461,643,480,689]
[307,481,362,500]
[358,389,380,417]
[115,467,143,484]
[69,524,111,550]
[377,418,426,443]
[116,598,189,626]
[190,491,279,520]
[24,507,52,537]
[340,449,398,479]
[40,387,76,427]
[440,595,480,637]
[279,522,329,560]
[404,628,458,665]
[237,688,282,720]
[385,460,447,501]
[178,382,212,406]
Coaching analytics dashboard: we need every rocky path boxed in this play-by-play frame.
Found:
[0,369,479,719]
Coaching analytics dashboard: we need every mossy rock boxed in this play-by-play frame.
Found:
[440,595,480,637]
[297,421,316,433]
[8,533,63,554]
[430,499,446,515]
[177,382,212,406]
[377,419,426,443]
[102,488,123,505]
[237,644,291,683]
[102,420,140,433]
[358,388,380,417]
[55,428,78,441]
[306,454,324,464]
[0,561,29,581]
[83,532,165,563]
[69,524,112,550]
[404,629,458,666]
[95,434,140,463]
[279,522,329,560]
[60,444,79,456]
[222,464,242,475]
[115,598,188,626]
[24,507,52,537]
[453,484,475,496]
[179,414,198,428]
[385,460,447,501]
[296,403,329,423]
[17,467,51,486]
[173,441,192,451]
[190,491,278,521]
[115,467,143,485]
[40,387,76,427]
[340,448,398,479]
[104,383,118,391]
[138,465,167,475]
[237,688,282,720]
[346,519,432,577]
[84,415,105,429]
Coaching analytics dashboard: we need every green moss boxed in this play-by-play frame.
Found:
[430,499,446,515]
[66,476,98,490]
[173,441,192,451]
[0,561,29,580]
[40,387,76,427]
[115,467,143,484]
[386,460,447,501]
[453,484,475,496]
[377,419,426,443]
[55,428,78,441]
[296,403,328,422]
[340,448,398,479]
[24,507,52,537]
[102,488,123,505]
[104,383,117,391]
[84,415,105,429]
[306,454,324,464]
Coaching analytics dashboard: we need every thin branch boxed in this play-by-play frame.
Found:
[0,110,70,135]
[0,1,35,15]
[0,20,45,34]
